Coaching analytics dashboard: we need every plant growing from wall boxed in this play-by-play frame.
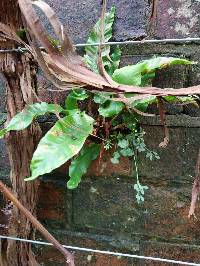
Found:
[0,6,196,204]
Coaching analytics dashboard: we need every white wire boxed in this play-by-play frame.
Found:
[0,235,200,265]
[76,37,200,47]
[1,37,200,53]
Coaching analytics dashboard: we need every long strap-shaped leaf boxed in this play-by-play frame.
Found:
[97,0,118,87]
[17,0,200,97]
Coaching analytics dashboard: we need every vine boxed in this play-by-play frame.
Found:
[0,6,197,203]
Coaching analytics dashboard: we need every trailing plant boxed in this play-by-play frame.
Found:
[0,6,196,203]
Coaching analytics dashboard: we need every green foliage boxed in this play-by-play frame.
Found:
[104,139,112,150]
[110,128,160,203]
[140,73,156,86]
[25,111,94,181]
[0,113,7,125]
[16,28,27,41]
[2,6,196,202]
[0,102,63,139]
[106,46,121,76]
[112,57,194,86]
[0,129,6,139]
[93,92,113,104]
[65,89,89,111]
[134,181,148,204]
[48,36,60,48]
[68,143,101,189]
[96,55,193,122]
[94,91,125,118]
[164,95,196,104]
[98,101,124,117]
[132,150,149,204]
[121,112,138,130]
[130,96,156,112]
[83,7,121,75]
[113,62,146,86]
[111,130,160,164]
[111,151,121,164]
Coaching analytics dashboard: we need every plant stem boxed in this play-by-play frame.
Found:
[133,148,139,183]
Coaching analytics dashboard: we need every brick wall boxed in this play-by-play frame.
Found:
[1,1,200,265]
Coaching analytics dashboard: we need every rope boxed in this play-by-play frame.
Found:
[0,235,200,265]
[1,37,200,53]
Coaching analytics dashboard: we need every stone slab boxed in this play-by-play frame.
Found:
[141,115,200,127]
[71,177,200,241]
[139,126,200,181]
[141,241,200,266]
[36,229,200,266]
[0,139,10,180]
[153,0,200,39]
[72,177,145,235]
[42,0,150,43]
[37,231,139,266]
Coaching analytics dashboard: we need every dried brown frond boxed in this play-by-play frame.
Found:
[15,0,200,97]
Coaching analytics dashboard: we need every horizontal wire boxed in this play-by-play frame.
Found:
[76,37,200,47]
[0,235,200,266]
[1,37,200,53]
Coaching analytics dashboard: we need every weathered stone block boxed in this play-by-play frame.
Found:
[152,65,189,89]
[141,115,200,127]
[69,176,200,241]
[183,103,200,117]
[72,178,146,234]
[141,185,200,241]
[38,88,67,106]
[43,0,150,43]
[139,125,200,181]
[0,139,10,180]
[153,0,200,39]
[0,74,6,113]
[0,74,5,93]
[0,93,6,113]
[141,241,200,266]
[38,248,137,266]
[37,231,139,266]
[0,193,9,235]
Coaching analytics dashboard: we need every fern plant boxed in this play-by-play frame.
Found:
[0,7,195,203]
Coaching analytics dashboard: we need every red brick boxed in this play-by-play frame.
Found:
[37,181,66,222]
[38,247,134,266]
[95,255,130,266]
[37,234,137,266]
[37,208,64,221]
[88,150,132,177]
[38,182,64,206]
[56,149,132,178]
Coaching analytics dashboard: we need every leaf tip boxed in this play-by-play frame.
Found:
[24,176,38,182]
[67,180,79,190]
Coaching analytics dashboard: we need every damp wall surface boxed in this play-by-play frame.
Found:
[1,1,200,265]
